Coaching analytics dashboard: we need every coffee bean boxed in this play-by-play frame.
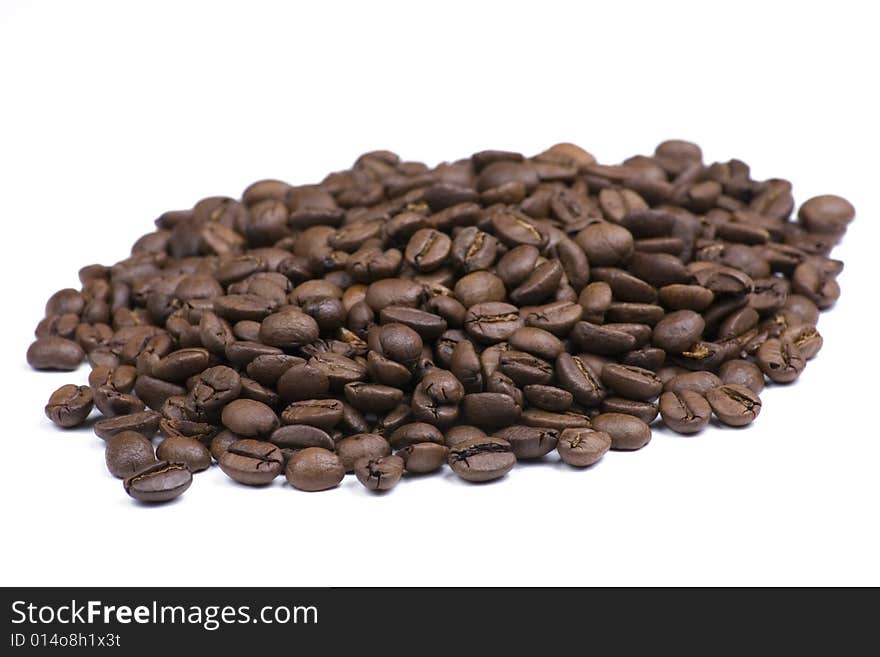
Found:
[464,302,523,344]
[336,433,391,473]
[663,371,723,396]
[210,429,242,462]
[461,393,521,431]
[557,428,611,467]
[93,386,145,417]
[706,384,762,427]
[156,436,212,472]
[600,397,659,424]
[523,385,573,413]
[221,399,279,437]
[105,431,156,478]
[555,353,606,406]
[591,413,651,451]
[574,222,634,266]
[718,359,765,393]
[600,363,662,401]
[258,310,319,348]
[354,455,405,491]
[494,425,559,460]
[45,384,94,428]
[447,436,516,482]
[27,336,84,370]
[798,195,855,235]
[94,410,161,441]
[397,442,449,474]
[285,447,345,491]
[344,382,404,412]
[756,337,806,383]
[652,310,705,353]
[520,408,591,430]
[281,399,344,431]
[219,439,284,485]
[659,391,711,434]
[123,461,192,503]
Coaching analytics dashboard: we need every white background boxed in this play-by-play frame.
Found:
[1,0,877,587]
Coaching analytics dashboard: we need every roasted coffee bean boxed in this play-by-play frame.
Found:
[281,399,344,431]
[156,436,212,472]
[600,397,659,424]
[27,336,84,370]
[344,382,404,412]
[600,364,662,401]
[798,194,855,235]
[124,461,192,503]
[557,428,611,467]
[93,386,145,417]
[94,410,161,441]
[659,391,712,434]
[368,323,423,367]
[45,384,94,428]
[258,310,319,347]
[523,385,573,412]
[520,408,591,430]
[221,399,279,437]
[354,455,405,491]
[556,353,606,406]
[782,324,822,360]
[209,429,241,462]
[105,431,157,478]
[658,284,714,311]
[447,436,516,482]
[285,447,345,491]
[336,433,392,472]
[756,337,806,383]
[388,422,444,449]
[397,442,449,474]
[663,371,723,395]
[498,351,553,386]
[652,310,705,353]
[574,223,634,266]
[719,359,765,393]
[706,384,762,427]
[464,302,523,344]
[461,393,521,431]
[494,425,559,460]
[570,321,636,355]
[219,439,284,485]
[591,413,651,451]
[522,300,583,335]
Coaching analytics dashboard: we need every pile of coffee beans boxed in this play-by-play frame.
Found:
[28,142,854,503]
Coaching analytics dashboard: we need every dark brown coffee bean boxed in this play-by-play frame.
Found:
[520,408,591,430]
[397,442,449,474]
[496,245,540,287]
[365,278,424,311]
[285,447,345,491]
[706,384,762,426]
[124,461,192,503]
[756,337,806,383]
[405,228,452,272]
[309,352,368,388]
[464,302,523,344]
[281,399,344,431]
[354,455,405,491]
[522,300,583,335]
[523,385,573,412]
[447,436,516,482]
[219,439,284,485]
[658,284,715,311]
[574,222,634,266]
[221,399,279,437]
[461,393,521,431]
[494,425,559,460]
[570,321,637,355]
[156,435,212,472]
[659,391,711,434]
[105,431,157,478]
[336,433,391,473]
[259,310,319,348]
[798,194,855,235]
[557,428,611,467]
[498,351,553,386]
[555,353,606,406]
[95,410,161,441]
[93,385,145,417]
[344,382,404,412]
[663,371,723,395]
[600,397,658,424]
[45,384,94,428]
[600,364,662,401]
[591,412,651,451]
[27,336,84,370]
[652,310,705,353]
